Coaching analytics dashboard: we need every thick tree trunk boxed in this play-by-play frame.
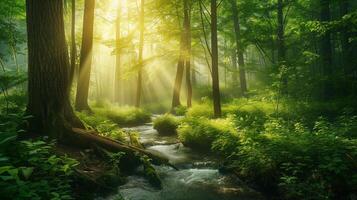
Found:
[230,0,247,95]
[320,0,333,99]
[136,0,145,108]
[75,0,95,111]
[211,0,222,118]
[70,0,76,85]
[26,0,83,137]
[115,2,122,104]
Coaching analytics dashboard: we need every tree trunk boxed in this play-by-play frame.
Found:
[26,0,83,137]
[136,0,144,108]
[211,0,222,117]
[277,0,287,93]
[184,0,192,108]
[320,0,333,99]
[172,0,191,111]
[115,2,122,104]
[231,49,238,86]
[75,0,95,111]
[171,35,185,110]
[229,0,247,95]
[70,0,76,85]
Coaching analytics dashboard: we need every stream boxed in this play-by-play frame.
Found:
[103,118,263,200]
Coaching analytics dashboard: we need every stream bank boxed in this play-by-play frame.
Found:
[101,119,263,200]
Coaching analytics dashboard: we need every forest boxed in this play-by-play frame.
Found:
[0,0,356,199]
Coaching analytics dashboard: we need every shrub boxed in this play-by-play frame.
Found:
[186,104,214,118]
[103,106,151,126]
[153,114,179,135]
[178,117,237,150]
[173,105,187,116]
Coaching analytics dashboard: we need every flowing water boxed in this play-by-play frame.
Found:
[104,120,263,200]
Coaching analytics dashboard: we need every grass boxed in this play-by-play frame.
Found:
[93,106,151,127]
[153,114,180,135]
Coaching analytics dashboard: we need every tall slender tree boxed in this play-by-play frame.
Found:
[185,0,193,108]
[277,0,287,93]
[211,0,222,117]
[320,0,333,99]
[75,0,95,111]
[26,0,83,137]
[229,0,247,95]
[115,2,122,103]
[136,0,144,107]
[171,0,191,111]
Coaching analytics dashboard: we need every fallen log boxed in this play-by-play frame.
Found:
[70,128,178,170]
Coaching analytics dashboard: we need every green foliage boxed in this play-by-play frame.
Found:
[186,104,214,118]
[77,111,125,141]
[173,105,187,116]
[92,106,151,126]
[153,114,179,135]
[0,139,79,200]
[178,117,237,150]
[179,95,357,199]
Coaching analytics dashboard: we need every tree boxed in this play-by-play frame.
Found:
[115,2,122,103]
[26,0,83,137]
[171,0,192,110]
[136,0,145,107]
[320,0,333,99]
[211,0,222,117]
[277,0,287,93]
[70,0,76,84]
[185,0,193,108]
[229,0,247,95]
[75,0,95,111]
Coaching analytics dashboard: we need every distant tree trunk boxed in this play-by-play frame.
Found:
[136,0,144,108]
[172,0,191,111]
[320,0,333,99]
[75,0,95,111]
[185,0,192,108]
[192,56,197,86]
[339,0,352,75]
[277,0,287,93]
[70,0,76,85]
[211,0,222,117]
[231,49,238,86]
[26,0,83,137]
[229,0,247,95]
[115,2,122,104]
[171,34,185,110]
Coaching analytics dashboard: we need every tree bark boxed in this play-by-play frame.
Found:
[136,0,145,108]
[277,0,287,93]
[229,0,247,95]
[171,35,185,110]
[185,0,192,108]
[26,0,83,137]
[231,49,238,86]
[320,0,333,99]
[172,0,192,111]
[75,0,95,111]
[70,0,76,85]
[115,2,122,104]
[211,0,222,117]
